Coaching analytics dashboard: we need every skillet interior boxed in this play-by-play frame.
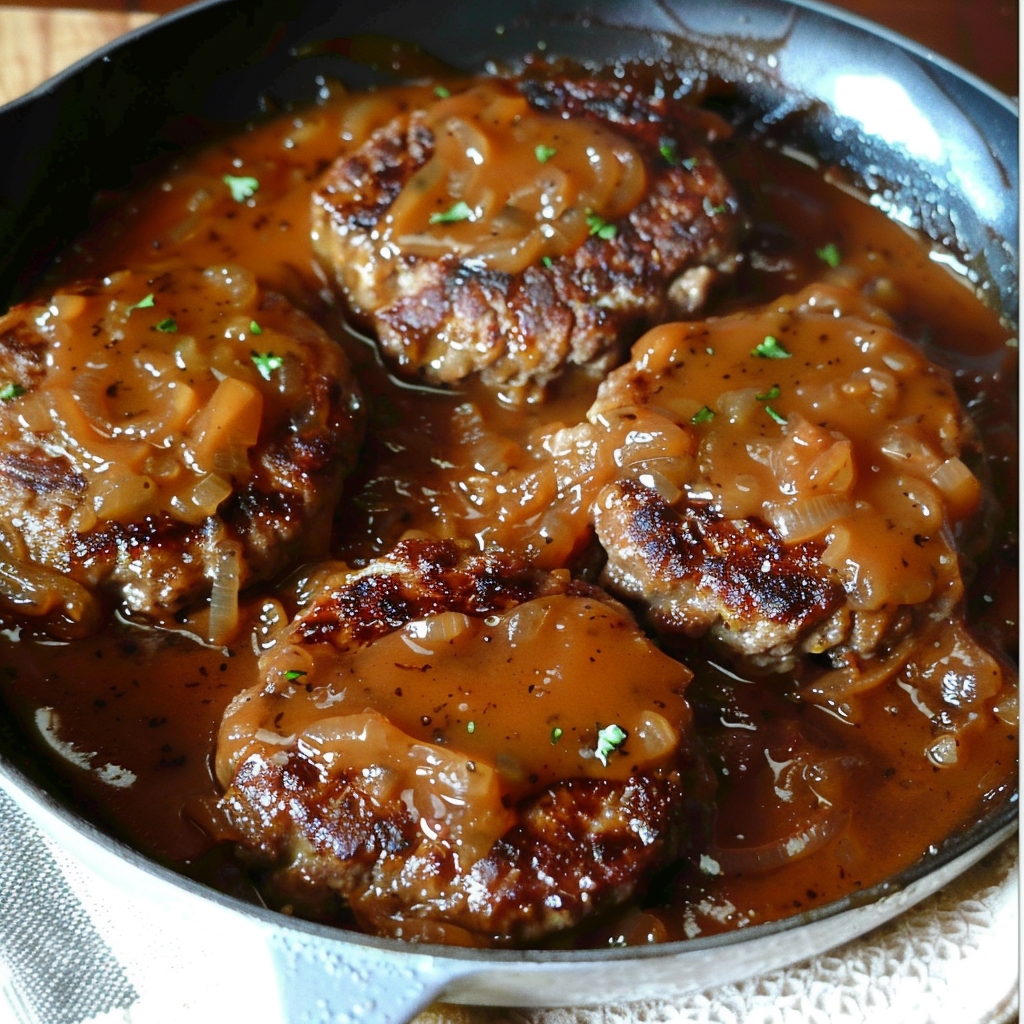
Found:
[0,0,1016,1018]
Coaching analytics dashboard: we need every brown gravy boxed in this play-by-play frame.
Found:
[0,74,1016,947]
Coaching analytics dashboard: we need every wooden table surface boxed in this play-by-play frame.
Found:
[0,0,1017,108]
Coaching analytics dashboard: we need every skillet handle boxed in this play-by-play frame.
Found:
[268,929,470,1024]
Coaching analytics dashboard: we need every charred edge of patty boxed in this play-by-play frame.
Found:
[293,538,608,647]
[610,479,845,630]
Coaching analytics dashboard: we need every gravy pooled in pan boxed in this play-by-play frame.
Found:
[0,66,1016,949]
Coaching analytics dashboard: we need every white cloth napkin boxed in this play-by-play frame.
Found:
[0,787,1017,1024]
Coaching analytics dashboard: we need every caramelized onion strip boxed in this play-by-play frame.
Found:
[710,811,846,876]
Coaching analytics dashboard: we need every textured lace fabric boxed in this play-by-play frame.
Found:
[0,785,1017,1024]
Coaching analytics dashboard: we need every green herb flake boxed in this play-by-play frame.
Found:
[126,293,155,314]
[658,137,679,164]
[703,196,727,216]
[764,405,788,426]
[223,174,260,202]
[467,721,476,734]
[434,85,451,99]
[429,200,473,224]
[251,351,284,380]
[284,669,307,682]
[658,137,698,170]
[0,383,25,402]
[550,726,563,745]
[816,242,842,268]
[585,210,617,240]
[595,723,627,766]
[756,384,781,402]
[154,317,177,333]
[249,320,263,335]
[751,335,792,360]
[535,143,557,163]
[541,255,554,269]
[691,405,715,425]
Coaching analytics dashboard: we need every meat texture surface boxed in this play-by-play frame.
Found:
[217,538,710,945]
[312,75,742,401]
[0,264,363,636]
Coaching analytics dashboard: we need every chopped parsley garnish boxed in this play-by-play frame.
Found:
[550,726,563,744]
[0,383,25,402]
[434,85,451,98]
[703,197,727,216]
[585,210,617,240]
[126,293,155,314]
[816,242,842,268]
[154,317,177,333]
[223,174,260,202]
[658,137,697,169]
[249,320,263,335]
[756,384,781,401]
[535,143,557,163]
[284,670,306,682]
[595,723,627,766]
[691,405,715,425]
[764,405,788,425]
[751,335,791,359]
[541,255,554,269]
[251,351,284,380]
[429,200,473,224]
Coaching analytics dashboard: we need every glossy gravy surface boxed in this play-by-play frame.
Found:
[0,75,1016,946]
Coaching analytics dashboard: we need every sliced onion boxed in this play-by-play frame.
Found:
[635,469,683,506]
[170,473,233,525]
[43,387,150,473]
[207,540,242,644]
[879,426,940,473]
[614,418,694,468]
[505,599,549,646]
[404,612,472,646]
[930,456,981,519]
[710,811,846,876]
[0,557,98,636]
[805,636,916,701]
[716,387,760,424]
[83,470,159,524]
[202,265,258,308]
[926,735,959,767]
[185,377,263,474]
[764,494,854,542]
[992,691,1018,727]
[631,711,680,762]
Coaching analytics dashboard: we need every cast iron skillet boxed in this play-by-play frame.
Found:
[0,1,1017,1021]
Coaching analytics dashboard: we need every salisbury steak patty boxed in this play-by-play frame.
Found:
[582,283,993,680]
[312,75,742,401]
[216,538,710,945]
[0,264,363,637]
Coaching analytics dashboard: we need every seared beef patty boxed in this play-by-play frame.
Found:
[312,75,742,401]
[582,283,991,680]
[0,264,363,636]
[217,538,711,945]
